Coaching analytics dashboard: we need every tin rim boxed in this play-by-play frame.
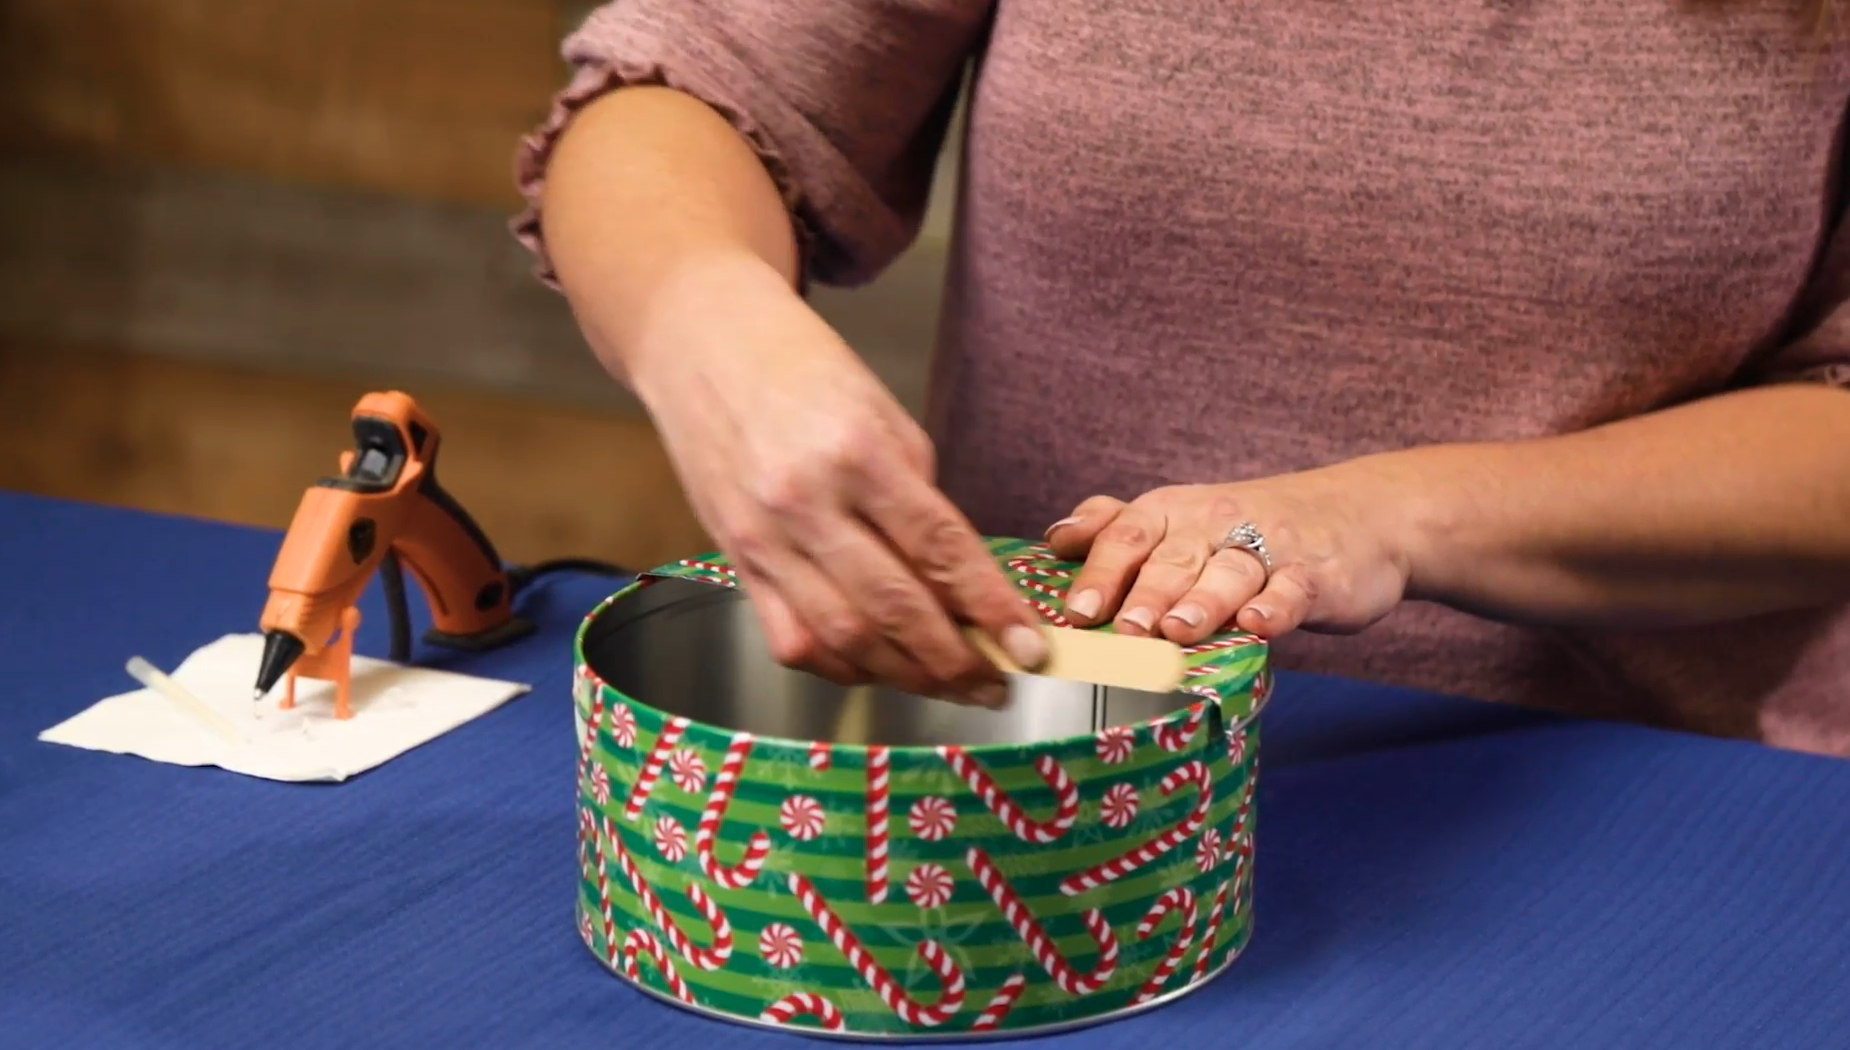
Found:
[573,578,1273,759]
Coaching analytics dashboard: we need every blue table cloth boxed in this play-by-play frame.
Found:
[2,490,1848,1049]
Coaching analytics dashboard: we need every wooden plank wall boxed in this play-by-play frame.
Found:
[0,0,952,570]
[0,0,563,207]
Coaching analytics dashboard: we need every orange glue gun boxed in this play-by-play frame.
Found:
[251,391,536,714]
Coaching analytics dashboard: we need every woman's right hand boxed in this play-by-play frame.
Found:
[622,253,1050,705]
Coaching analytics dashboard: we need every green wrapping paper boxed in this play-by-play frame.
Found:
[572,537,1272,1038]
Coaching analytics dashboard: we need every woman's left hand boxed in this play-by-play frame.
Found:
[1043,459,1424,643]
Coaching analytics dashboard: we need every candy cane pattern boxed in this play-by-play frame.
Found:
[623,716,689,821]
[937,748,1080,844]
[1005,556,1070,579]
[779,795,826,840]
[760,993,845,1031]
[965,847,1119,996]
[668,748,708,793]
[1131,887,1198,1005]
[1180,636,1260,655]
[676,558,738,581]
[1190,878,1232,983]
[807,740,831,770]
[694,733,770,890]
[1153,701,1208,752]
[907,796,958,841]
[603,816,733,970]
[577,906,596,952]
[622,929,695,1004]
[575,688,606,787]
[787,873,967,1026]
[1059,760,1212,896]
[580,811,618,966]
[866,746,891,903]
[971,975,1029,1032]
[1227,769,1258,890]
[1095,725,1136,765]
[610,703,637,749]
[1021,596,1072,628]
[1100,782,1140,829]
[905,863,955,909]
[1016,579,1070,606]
[757,923,805,969]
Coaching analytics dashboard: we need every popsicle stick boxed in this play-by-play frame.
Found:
[964,625,1186,694]
[126,655,248,746]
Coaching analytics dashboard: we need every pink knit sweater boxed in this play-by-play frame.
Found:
[515,1,1850,755]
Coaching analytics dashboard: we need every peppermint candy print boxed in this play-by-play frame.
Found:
[1226,725,1247,766]
[588,763,611,807]
[1095,725,1135,765]
[1196,828,1224,873]
[668,748,707,793]
[758,923,805,969]
[780,794,826,841]
[907,797,958,841]
[654,815,688,863]
[905,863,956,909]
[578,907,596,950]
[610,703,637,749]
[1100,782,1140,829]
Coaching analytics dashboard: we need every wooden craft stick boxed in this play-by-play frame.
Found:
[964,624,1186,694]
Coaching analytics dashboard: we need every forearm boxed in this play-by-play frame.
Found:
[1391,383,1850,628]
[541,86,800,385]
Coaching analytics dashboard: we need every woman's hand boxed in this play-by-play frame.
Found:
[1043,459,1421,643]
[624,255,1048,704]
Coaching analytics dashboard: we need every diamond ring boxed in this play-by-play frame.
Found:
[1212,521,1273,580]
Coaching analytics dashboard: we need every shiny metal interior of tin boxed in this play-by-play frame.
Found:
[582,577,1196,747]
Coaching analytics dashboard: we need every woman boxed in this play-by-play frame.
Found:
[515,1,1850,755]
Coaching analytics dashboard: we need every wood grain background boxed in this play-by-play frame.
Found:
[0,0,955,571]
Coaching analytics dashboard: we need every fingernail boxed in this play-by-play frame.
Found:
[1003,624,1049,670]
[1166,603,1205,628]
[1245,605,1270,623]
[1042,516,1083,540]
[1068,589,1102,619]
[1120,607,1154,633]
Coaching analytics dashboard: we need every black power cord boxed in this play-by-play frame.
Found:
[374,551,632,663]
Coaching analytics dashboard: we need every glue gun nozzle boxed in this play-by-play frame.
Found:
[253,629,306,700]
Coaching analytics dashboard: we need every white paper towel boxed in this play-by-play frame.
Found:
[40,633,531,782]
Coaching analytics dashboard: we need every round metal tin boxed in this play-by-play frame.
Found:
[572,539,1271,1039]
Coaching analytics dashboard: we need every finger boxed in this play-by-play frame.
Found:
[742,573,861,685]
[1042,495,1127,559]
[735,530,941,695]
[1159,546,1270,644]
[794,514,1002,698]
[1113,535,1211,637]
[1235,563,1318,638]
[860,476,1051,675]
[1063,502,1166,626]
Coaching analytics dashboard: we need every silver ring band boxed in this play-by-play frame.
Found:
[1213,521,1273,578]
